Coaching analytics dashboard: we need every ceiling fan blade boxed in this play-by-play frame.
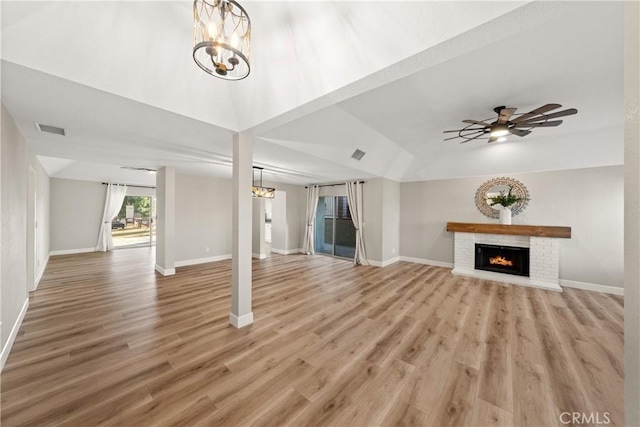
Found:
[462,119,492,127]
[518,108,578,124]
[459,132,486,144]
[497,108,517,124]
[487,136,499,143]
[508,128,532,137]
[444,128,485,135]
[444,130,484,141]
[511,103,562,123]
[515,120,563,128]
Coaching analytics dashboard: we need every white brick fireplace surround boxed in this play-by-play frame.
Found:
[446,223,572,292]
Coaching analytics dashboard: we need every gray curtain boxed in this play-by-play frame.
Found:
[346,181,368,265]
[302,185,320,255]
[96,183,127,252]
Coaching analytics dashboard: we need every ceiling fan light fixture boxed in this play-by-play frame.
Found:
[490,124,509,137]
[497,136,507,143]
[193,0,251,80]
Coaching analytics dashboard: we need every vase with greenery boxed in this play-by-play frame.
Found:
[486,186,528,224]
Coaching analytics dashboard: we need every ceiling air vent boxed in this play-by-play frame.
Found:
[351,149,366,161]
[36,123,66,136]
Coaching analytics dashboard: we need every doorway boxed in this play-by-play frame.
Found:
[112,196,156,248]
[315,196,356,259]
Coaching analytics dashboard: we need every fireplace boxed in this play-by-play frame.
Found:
[475,244,530,277]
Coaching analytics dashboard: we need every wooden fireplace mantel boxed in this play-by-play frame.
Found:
[446,222,572,239]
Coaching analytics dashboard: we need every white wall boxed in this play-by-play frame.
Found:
[362,179,382,262]
[50,178,105,253]
[271,191,287,251]
[1,104,28,357]
[264,181,305,252]
[381,178,400,262]
[1,103,51,369]
[400,166,624,288]
[174,173,232,263]
[252,197,265,258]
[362,178,400,265]
[624,2,640,423]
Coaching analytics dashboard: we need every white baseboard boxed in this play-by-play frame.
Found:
[155,265,176,276]
[382,257,400,267]
[560,279,624,296]
[399,256,454,269]
[1,298,29,371]
[367,257,400,267]
[229,312,254,328]
[50,247,95,256]
[174,254,232,267]
[34,254,50,290]
[270,248,302,255]
[252,253,267,260]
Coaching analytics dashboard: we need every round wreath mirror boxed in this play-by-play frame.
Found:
[475,177,530,219]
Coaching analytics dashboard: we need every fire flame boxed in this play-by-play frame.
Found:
[489,256,513,267]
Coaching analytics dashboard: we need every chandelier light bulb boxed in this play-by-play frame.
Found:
[207,23,216,40]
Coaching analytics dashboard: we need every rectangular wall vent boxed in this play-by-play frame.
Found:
[36,123,66,136]
[351,149,366,161]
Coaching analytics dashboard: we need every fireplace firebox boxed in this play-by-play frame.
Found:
[475,244,530,277]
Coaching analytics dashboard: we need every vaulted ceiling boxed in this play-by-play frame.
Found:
[1,1,624,185]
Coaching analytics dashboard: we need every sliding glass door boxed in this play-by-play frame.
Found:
[315,196,356,259]
[112,196,156,248]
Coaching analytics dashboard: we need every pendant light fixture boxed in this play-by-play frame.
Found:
[252,167,275,199]
[193,0,251,80]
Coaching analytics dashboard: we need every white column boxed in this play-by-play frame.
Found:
[252,197,266,259]
[155,166,175,276]
[625,1,640,425]
[230,133,253,328]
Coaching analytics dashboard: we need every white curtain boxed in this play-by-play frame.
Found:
[96,183,128,252]
[302,185,320,255]
[346,181,369,265]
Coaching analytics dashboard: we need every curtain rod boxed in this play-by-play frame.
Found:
[305,181,365,189]
[102,182,156,189]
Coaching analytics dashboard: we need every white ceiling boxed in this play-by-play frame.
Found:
[1,1,624,185]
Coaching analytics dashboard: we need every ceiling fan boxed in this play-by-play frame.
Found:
[444,104,578,143]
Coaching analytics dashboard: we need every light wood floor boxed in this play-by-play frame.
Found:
[1,248,624,426]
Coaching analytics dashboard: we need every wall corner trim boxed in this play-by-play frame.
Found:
[229,312,254,328]
[155,265,176,276]
[252,253,267,260]
[1,298,29,371]
[560,279,624,296]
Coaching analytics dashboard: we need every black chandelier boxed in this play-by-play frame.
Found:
[193,0,251,80]
[252,167,275,199]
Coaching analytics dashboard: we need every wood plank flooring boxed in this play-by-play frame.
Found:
[0,248,624,426]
